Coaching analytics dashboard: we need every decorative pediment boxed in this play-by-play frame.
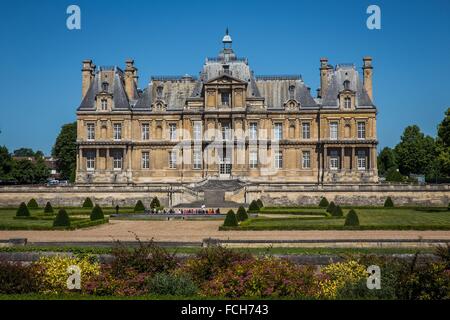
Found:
[205,74,247,85]
[152,99,167,111]
[284,99,299,110]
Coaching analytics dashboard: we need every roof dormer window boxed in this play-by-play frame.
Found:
[102,82,109,92]
[343,80,350,90]
[156,85,163,99]
[288,85,295,99]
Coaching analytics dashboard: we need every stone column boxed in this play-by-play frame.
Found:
[96,148,99,171]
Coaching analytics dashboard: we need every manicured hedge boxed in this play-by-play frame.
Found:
[248,200,260,213]
[326,201,336,214]
[90,205,104,221]
[53,209,70,227]
[82,197,94,208]
[223,210,238,227]
[319,197,329,208]
[256,199,264,209]
[44,202,54,214]
[134,200,145,213]
[345,209,360,227]
[27,199,39,209]
[16,203,30,217]
[236,206,249,222]
[384,197,394,208]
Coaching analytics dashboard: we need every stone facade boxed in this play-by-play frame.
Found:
[76,31,378,185]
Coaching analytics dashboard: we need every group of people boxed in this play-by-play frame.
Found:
[146,206,221,215]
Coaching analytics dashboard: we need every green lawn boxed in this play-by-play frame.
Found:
[229,207,450,230]
[0,207,111,230]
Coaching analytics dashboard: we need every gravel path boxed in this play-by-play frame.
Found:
[0,220,450,242]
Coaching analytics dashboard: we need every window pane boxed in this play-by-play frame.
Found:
[249,151,258,169]
[193,150,202,169]
[114,124,122,140]
[357,122,366,139]
[302,151,311,169]
[274,123,283,140]
[141,152,149,169]
[142,124,150,140]
[330,122,338,140]
[302,123,310,139]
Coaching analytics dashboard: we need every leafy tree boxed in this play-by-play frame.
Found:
[52,122,77,182]
[385,167,405,182]
[13,148,35,157]
[0,146,13,179]
[435,108,450,177]
[90,204,104,221]
[223,210,238,227]
[319,197,329,208]
[236,206,249,222]
[44,201,54,214]
[16,202,30,217]
[394,125,436,176]
[344,209,360,227]
[53,209,70,227]
[82,197,94,208]
[134,200,145,213]
[11,158,48,184]
[27,198,39,209]
[377,147,397,176]
[384,197,394,208]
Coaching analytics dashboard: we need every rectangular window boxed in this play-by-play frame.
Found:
[275,151,283,169]
[169,151,177,169]
[113,123,122,140]
[193,149,202,169]
[86,151,95,171]
[141,151,150,169]
[193,121,202,141]
[274,123,283,140]
[222,123,231,140]
[344,97,351,109]
[141,123,150,140]
[113,151,123,170]
[357,150,366,170]
[169,124,177,141]
[302,122,310,139]
[101,99,108,110]
[221,91,230,106]
[87,123,95,141]
[357,122,366,139]
[249,122,258,140]
[249,151,258,169]
[330,122,338,140]
[302,151,311,169]
[330,150,339,170]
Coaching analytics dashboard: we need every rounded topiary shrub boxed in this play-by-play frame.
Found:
[90,204,104,221]
[44,201,54,214]
[150,197,161,209]
[16,202,30,217]
[53,209,70,227]
[27,198,39,209]
[134,200,145,213]
[223,210,238,227]
[236,206,249,222]
[332,205,344,217]
[345,209,360,227]
[326,201,336,214]
[319,197,329,208]
[384,197,394,208]
[248,200,260,213]
[256,199,264,209]
[82,197,94,208]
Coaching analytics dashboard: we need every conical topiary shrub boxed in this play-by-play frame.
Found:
[53,209,70,227]
[332,205,344,217]
[16,202,30,217]
[319,197,329,208]
[236,206,249,222]
[134,200,145,213]
[150,197,161,209]
[256,199,264,209]
[44,201,54,214]
[384,197,394,208]
[326,201,336,214]
[27,198,39,209]
[223,210,238,227]
[345,209,360,227]
[90,204,104,221]
[248,200,260,213]
[82,197,94,208]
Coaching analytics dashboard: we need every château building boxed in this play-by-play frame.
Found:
[76,31,378,185]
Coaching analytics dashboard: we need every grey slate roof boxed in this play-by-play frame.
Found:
[322,65,374,108]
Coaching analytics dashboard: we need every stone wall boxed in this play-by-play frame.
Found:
[0,184,449,208]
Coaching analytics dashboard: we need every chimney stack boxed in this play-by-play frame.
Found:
[125,59,138,100]
[81,59,95,98]
[319,57,331,98]
[362,56,373,101]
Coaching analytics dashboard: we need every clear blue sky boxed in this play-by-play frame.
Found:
[0,0,449,155]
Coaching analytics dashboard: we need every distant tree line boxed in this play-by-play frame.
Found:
[378,108,450,183]
[0,147,49,184]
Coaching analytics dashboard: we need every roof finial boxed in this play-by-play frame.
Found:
[222,28,232,48]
